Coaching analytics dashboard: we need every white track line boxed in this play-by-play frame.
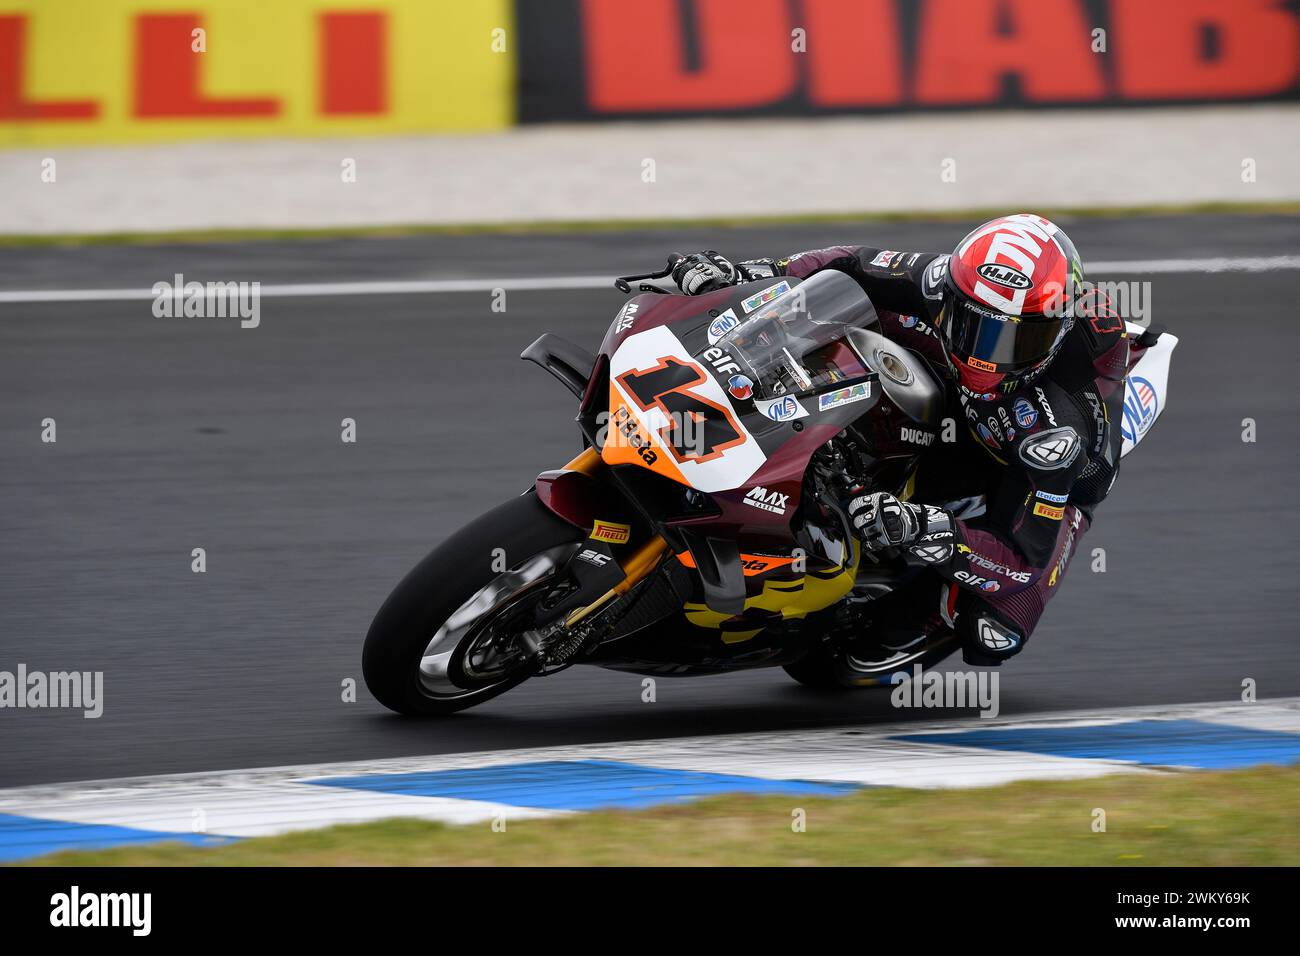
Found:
[0,256,1296,306]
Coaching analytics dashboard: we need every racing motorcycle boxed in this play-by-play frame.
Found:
[362,265,1176,715]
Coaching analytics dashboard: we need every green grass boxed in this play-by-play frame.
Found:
[4,201,1299,248]
[20,764,1300,866]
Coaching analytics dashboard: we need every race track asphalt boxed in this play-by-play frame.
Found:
[2,213,1298,787]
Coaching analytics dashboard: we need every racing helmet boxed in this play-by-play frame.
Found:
[937,214,1084,394]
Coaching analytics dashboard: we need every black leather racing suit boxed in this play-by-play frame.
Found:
[735,245,1131,653]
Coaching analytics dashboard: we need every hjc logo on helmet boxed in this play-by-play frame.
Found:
[975,262,1033,291]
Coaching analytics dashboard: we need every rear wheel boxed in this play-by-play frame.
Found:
[362,492,583,715]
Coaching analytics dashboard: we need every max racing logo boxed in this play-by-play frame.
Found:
[743,486,789,515]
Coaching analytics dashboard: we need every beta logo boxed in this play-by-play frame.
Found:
[743,486,789,515]
[1121,375,1159,444]
[613,406,658,466]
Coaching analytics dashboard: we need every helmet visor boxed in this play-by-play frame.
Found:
[942,295,1067,372]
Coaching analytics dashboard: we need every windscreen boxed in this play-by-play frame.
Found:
[705,270,877,400]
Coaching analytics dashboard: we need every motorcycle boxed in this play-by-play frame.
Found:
[362,263,1176,715]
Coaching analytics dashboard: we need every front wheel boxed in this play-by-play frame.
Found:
[362,492,583,715]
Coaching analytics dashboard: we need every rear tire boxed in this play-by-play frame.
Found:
[362,492,583,716]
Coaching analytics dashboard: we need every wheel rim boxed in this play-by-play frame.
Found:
[416,545,574,700]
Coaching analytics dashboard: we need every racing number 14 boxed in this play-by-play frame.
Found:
[617,357,744,464]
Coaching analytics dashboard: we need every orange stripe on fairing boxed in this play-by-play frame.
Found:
[600,382,688,484]
[676,551,798,577]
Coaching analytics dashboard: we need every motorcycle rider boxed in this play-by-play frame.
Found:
[668,214,1129,665]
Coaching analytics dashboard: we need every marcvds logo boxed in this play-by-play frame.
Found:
[743,486,788,515]
[50,886,151,936]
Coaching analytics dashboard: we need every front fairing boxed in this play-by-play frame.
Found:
[571,274,946,632]
[596,274,941,532]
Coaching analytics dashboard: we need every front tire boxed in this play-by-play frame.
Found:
[362,492,583,715]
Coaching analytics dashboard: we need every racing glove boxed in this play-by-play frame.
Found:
[671,251,739,295]
[848,493,957,566]
[849,492,924,551]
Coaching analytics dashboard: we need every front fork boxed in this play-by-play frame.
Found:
[537,447,670,630]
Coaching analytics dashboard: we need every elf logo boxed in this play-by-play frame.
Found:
[743,486,789,515]
[976,262,1032,290]
[700,346,742,378]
